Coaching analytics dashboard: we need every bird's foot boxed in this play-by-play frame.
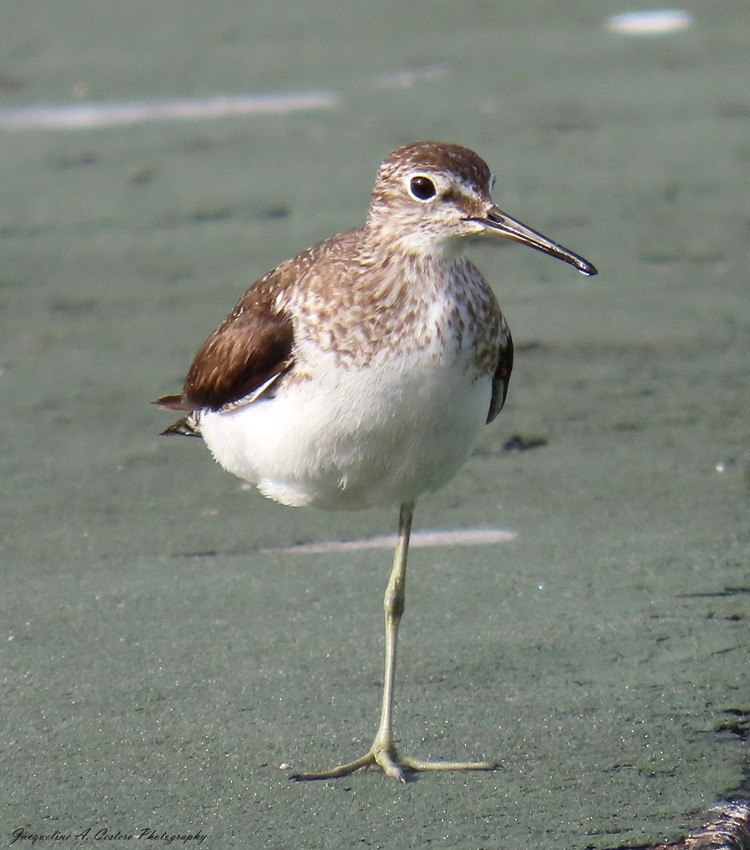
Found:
[289,744,498,783]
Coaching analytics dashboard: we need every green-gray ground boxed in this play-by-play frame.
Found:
[1,2,748,848]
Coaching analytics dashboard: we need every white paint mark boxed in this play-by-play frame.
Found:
[372,64,451,90]
[0,91,341,131]
[269,527,517,555]
[606,10,692,36]
[0,63,451,132]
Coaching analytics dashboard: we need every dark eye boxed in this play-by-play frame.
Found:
[409,175,436,201]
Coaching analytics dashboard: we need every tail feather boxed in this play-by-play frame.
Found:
[153,393,201,437]
[160,415,201,438]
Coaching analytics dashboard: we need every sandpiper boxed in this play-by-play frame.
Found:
[155,141,597,782]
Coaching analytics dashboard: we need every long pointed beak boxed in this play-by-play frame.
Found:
[471,206,597,276]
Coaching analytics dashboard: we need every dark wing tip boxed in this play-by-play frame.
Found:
[152,394,191,411]
[487,330,514,424]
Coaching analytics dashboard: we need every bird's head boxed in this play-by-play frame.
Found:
[367,140,597,276]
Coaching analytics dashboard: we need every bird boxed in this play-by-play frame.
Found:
[154,140,597,782]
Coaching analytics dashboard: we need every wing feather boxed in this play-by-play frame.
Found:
[154,267,295,424]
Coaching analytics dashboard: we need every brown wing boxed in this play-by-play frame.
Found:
[154,268,295,415]
[486,326,513,424]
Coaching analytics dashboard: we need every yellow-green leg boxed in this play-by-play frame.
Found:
[290,502,498,783]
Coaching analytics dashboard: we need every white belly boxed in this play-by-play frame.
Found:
[199,352,491,511]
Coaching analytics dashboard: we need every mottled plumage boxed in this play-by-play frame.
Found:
[155,141,596,780]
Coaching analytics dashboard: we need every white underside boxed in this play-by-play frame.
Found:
[199,349,491,511]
